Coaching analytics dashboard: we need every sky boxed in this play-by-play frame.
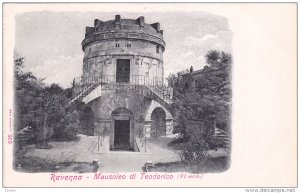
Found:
[15,11,232,88]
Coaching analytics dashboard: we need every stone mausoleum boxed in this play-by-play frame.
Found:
[71,15,174,152]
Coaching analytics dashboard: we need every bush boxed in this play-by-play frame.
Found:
[171,121,210,165]
[177,138,209,165]
[52,111,80,141]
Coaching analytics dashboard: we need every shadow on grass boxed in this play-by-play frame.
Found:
[145,156,230,173]
[168,137,190,148]
[14,156,99,173]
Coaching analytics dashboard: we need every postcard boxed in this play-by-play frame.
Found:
[2,3,297,188]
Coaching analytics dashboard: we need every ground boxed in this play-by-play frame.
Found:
[21,135,180,173]
[18,134,228,173]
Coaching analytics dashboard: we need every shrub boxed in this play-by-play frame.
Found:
[177,137,209,165]
[52,110,80,141]
[171,120,211,165]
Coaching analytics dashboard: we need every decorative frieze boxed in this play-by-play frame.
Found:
[82,32,165,51]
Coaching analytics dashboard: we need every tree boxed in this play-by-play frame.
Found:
[14,56,80,148]
[205,50,220,66]
[166,69,189,95]
[169,50,232,162]
[202,50,232,128]
[205,50,232,67]
[14,57,44,132]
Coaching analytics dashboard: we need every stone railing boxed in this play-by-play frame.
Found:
[72,75,173,104]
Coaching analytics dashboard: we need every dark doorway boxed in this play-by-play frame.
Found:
[116,59,130,82]
[114,120,130,150]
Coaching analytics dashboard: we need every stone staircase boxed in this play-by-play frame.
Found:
[214,127,230,151]
[67,78,175,113]
[143,85,174,112]
[66,84,98,107]
[171,90,188,109]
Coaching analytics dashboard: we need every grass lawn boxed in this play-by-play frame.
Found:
[146,156,230,173]
[15,155,99,173]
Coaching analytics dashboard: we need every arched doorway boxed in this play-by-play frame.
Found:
[111,108,134,151]
[151,107,166,137]
[79,106,94,136]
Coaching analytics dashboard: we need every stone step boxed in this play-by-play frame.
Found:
[215,136,230,139]
[215,133,229,136]
[215,138,230,141]
[215,139,230,143]
[213,129,231,150]
[69,84,100,105]
[144,85,173,110]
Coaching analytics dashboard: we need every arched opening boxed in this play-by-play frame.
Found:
[111,108,133,151]
[79,106,94,136]
[150,107,166,137]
